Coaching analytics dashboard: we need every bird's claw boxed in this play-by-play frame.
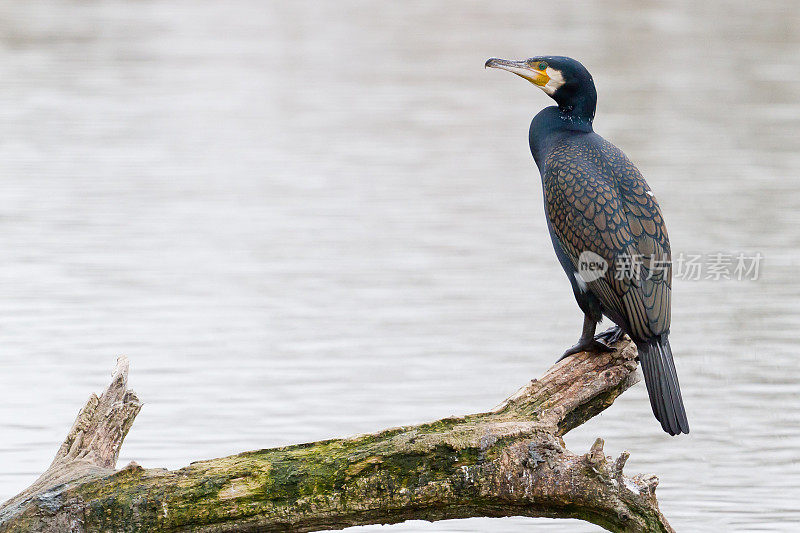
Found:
[594,326,625,344]
[557,339,614,362]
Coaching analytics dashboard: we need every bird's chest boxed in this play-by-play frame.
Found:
[541,156,623,244]
[541,161,590,228]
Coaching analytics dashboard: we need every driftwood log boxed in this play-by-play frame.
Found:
[0,338,674,533]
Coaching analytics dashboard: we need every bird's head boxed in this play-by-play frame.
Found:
[485,55,597,121]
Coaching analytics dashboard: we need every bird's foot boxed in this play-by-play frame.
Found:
[557,339,614,362]
[594,325,625,344]
[557,315,618,363]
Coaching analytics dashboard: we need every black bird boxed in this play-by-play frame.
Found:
[485,55,689,435]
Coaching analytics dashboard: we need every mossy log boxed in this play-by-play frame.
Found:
[0,338,674,532]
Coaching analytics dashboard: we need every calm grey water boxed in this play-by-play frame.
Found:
[0,1,798,531]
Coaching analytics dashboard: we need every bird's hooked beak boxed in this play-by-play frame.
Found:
[485,58,549,87]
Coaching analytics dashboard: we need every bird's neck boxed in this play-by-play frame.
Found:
[558,94,597,125]
[558,102,595,130]
[528,106,593,170]
[553,81,597,126]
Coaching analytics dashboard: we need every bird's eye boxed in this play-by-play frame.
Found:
[538,62,548,70]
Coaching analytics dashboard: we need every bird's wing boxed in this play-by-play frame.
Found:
[604,140,672,337]
[543,137,671,339]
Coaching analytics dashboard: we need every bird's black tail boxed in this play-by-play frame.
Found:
[638,337,689,435]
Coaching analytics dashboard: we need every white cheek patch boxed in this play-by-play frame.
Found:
[542,68,566,96]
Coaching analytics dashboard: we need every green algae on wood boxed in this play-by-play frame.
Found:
[0,339,674,533]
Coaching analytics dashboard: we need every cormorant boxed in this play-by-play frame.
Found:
[485,55,689,435]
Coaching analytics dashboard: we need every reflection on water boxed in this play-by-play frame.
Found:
[0,1,798,531]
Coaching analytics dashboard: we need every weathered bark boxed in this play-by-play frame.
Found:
[0,339,674,533]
